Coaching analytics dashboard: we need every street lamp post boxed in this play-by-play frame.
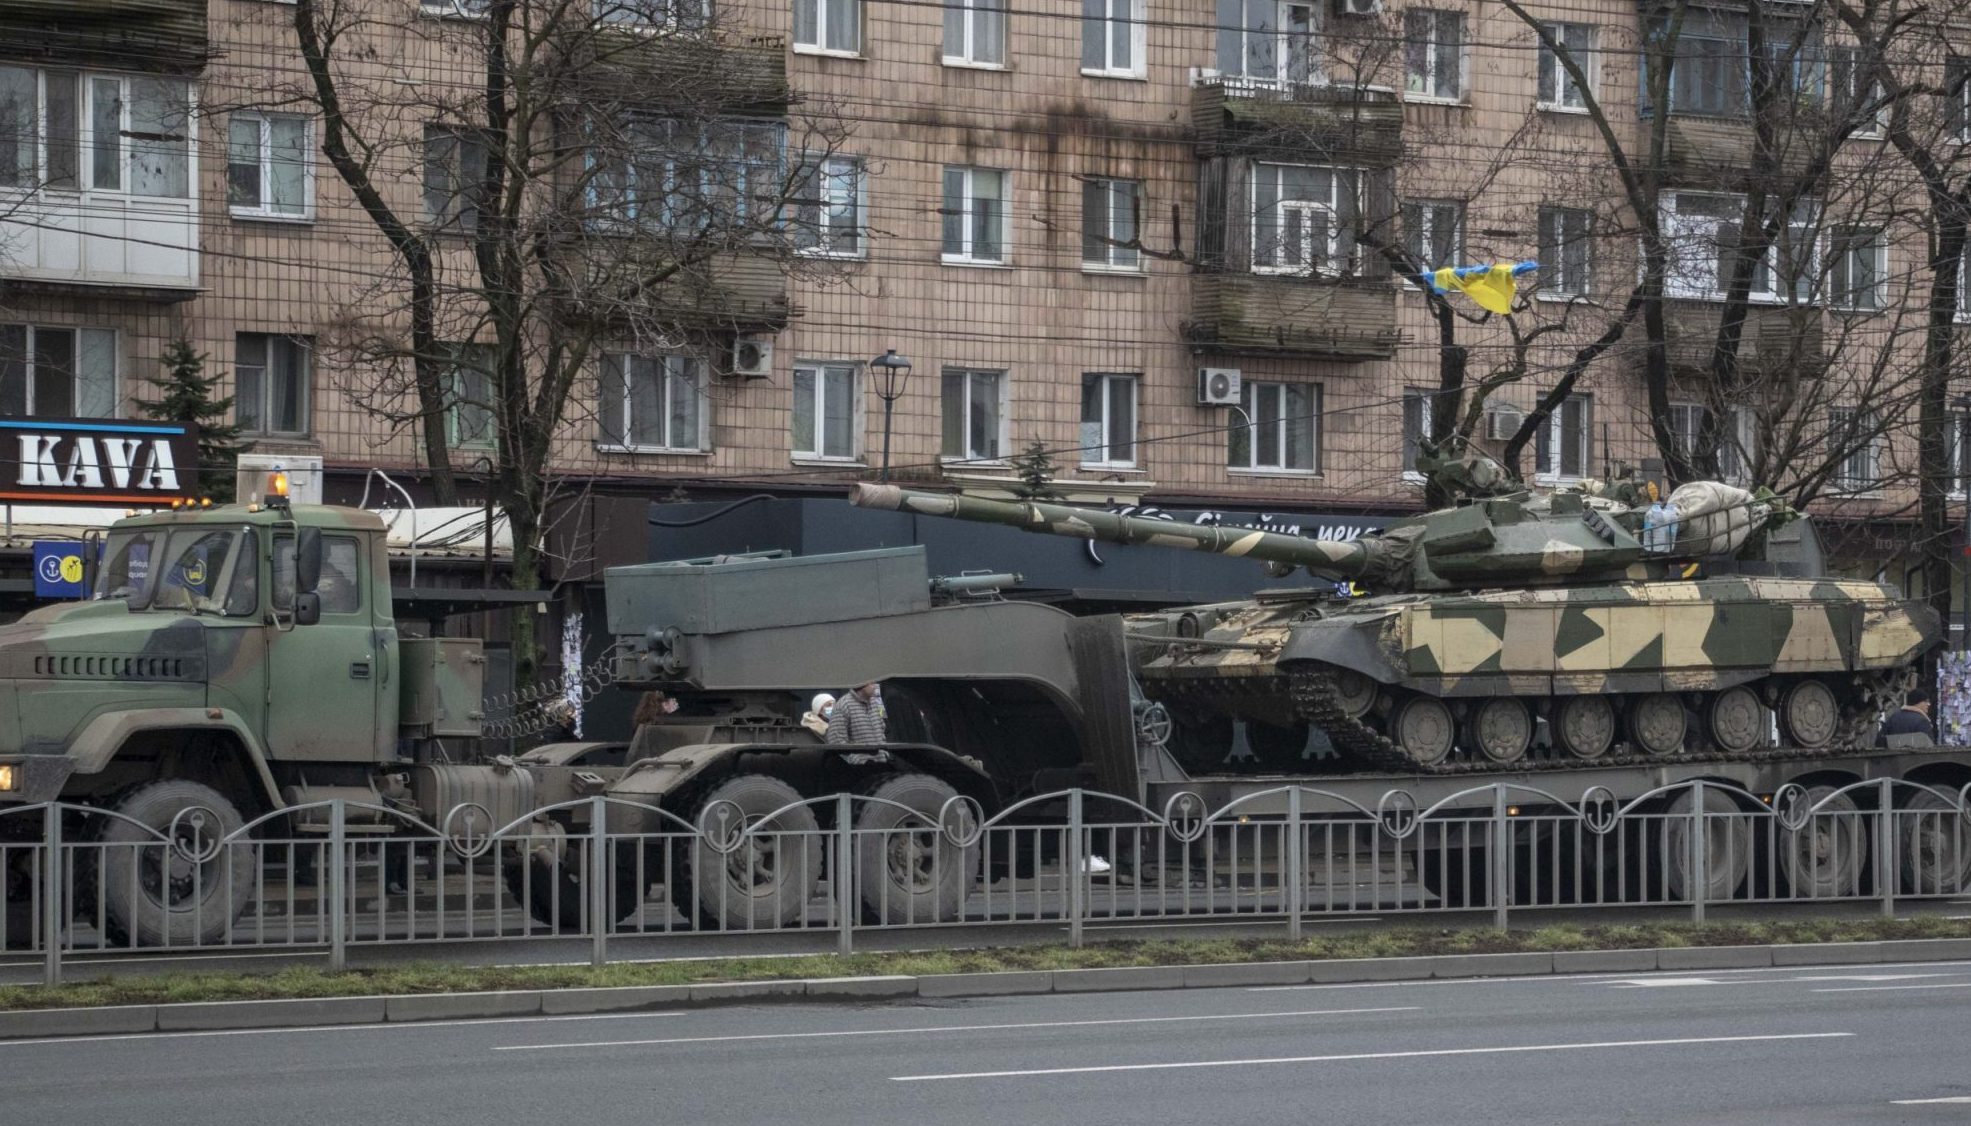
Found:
[1959,398,1971,650]
[869,349,913,482]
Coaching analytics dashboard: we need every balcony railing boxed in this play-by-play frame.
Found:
[1190,73,1404,165]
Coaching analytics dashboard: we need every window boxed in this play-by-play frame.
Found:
[791,155,863,257]
[1660,192,1817,303]
[600,353,705,452]
[1082,178,1141,270]
[794,0,859,54]
[595,0,711,29]
[1665,402,1712,465]
[1402,200,1463,268]
[1253,163,1358,274]
[424,125,486,231]
[1830,46,1886,136]
[1536,205,1592,296]
[941,166,1010,264]
[793,361,858,460]
[1537,22,1595,111]
[441,344,496,449]
[1670,31,1748,116]
[1228,380,1318,472]
[1216,0,1319,85]
[1535,394,1592,479]
[1403,9,1464,101]
[1080,373,1137,467]
[944,0,1006,66]
[1949,410,1971,496]
[940,368,1006,461]
[275,535,362,616]
[0,65,80,190]
[592,119,785,231]
[1829,227,1886,310]
[1082,0,1144,77]
[1401,387,1433,476]
[0,68,185,196]
[235,334,310,436]
[1830,406,1880,492]
[1948,57,1971,142]
[0,325,117,417]
[228,112,310,219]
[421,0,490,17]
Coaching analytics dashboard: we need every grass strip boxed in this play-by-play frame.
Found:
[4,915,1968,1012]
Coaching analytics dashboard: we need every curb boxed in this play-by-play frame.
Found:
[3,936,1970,1041]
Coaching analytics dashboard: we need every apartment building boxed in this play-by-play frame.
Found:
[0,0,1959,578]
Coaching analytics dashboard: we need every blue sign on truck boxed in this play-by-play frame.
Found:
[33,540,88,599]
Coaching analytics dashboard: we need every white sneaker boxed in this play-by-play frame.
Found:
[1082,855,1113,876]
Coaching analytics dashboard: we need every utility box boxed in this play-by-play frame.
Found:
[605,546,932,636]
[399,638,486,737]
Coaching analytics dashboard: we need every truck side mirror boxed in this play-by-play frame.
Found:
[296,527,323,595]
[294,591,322,626]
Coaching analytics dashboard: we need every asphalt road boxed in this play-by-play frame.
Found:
[6,960,1971,1125]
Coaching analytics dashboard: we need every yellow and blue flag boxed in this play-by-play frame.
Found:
[1422,260,1539,315]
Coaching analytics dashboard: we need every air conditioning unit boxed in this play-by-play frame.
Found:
[1484,405,1526,441]
[1198,367,1243,406]
[730,334,774,379]
[236,454,324,506]
[1333,0,1381,15]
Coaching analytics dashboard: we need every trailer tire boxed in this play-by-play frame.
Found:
[687,774,820,931]
[854,773,978,925]
[95,781,254,946]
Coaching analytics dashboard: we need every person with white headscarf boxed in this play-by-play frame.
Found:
[800,693,835,738]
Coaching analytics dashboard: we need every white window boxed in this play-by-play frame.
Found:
[0,65,80,190]
[941,368,1006,461]
[1228,380,1319,472]
[1536,205,1592,297]
[1949,57,1971,142]
[1660,192,1816,303]
[443,343,496,449]
[0,325,117,417]
[422,0,490,17]
[1403,9,1464,102]
[1252,163,1358,274]
[87,74,191,197]
[793,362,858,460]
[1080,372,1138,467]
[424,125,485,231]
[595,0,710,29]
[591,119,785,231]
[1216,0,1319,86]
[1401,387,1433,476]
[1718,405,1756,484]
[941,166,1010,265]
[1402,199,1462,268]
[236,334,311,436]
[1830,227,1886,310]
[1949,410,1970,497]
[944,0,1006,67]
[1535,393,1592,480]
[1830,406,1880,492]
[791,155,863,257]
[1536,22,1595,111]
[794,0,860,54]
[1830,46,1886,137]
[1082,178,1141,270]
[600,353,705,452]
[1082,0,1145,77]
[227,112,311,219]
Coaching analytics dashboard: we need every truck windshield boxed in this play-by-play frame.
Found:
[95,528,259,617]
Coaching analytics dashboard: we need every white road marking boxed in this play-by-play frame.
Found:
[0,1010,691,1049]
[1789,974,1955,983]
[1892,1096,1971,1105]
[1606,978,1735,988]
[1248,959,1971,993]
[890,1032,1855,1082]
[494,1006,1419,1052]
[1812,982,1971,993]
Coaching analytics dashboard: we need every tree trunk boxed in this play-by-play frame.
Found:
[1919,213,1967,660]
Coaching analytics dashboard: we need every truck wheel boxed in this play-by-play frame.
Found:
[1660,788,1751,901]
[687,775,820,931]
[854,773,978,925]
[501,821,646,932]
[1900,789,1971,895]
[1779,786,1864,898]
[96,781,253,946]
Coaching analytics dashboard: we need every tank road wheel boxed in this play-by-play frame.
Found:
[1331,670,1379,719]
[688,775,821,931]
[854,773,980,925]
[1900,790,1971,895]
[1706,687,1767,754]
[1662,788,1752,901]
[1780,787,1865,898]
[1169,711,1235,775]
[1629,694,1687,756]
[1779,680,1841,750]
[1392,696,1456,766]
[1247,721,1312,769]
[1553,696,1616,761]
[95,781,254,947]
[1467,698,1533,765]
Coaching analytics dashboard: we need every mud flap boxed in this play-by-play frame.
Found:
[1067,616,1142,802]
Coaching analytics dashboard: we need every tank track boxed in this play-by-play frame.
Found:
[1154,666,1919,778]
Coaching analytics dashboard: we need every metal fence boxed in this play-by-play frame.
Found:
[3,778,1969,984]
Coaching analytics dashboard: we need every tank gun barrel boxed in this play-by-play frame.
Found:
[850,484,1378,579]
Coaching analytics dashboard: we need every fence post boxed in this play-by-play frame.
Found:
[1878,777,1896,919]
[836,793,854,957]
[42,803,60,986]
[1690,781,1707,925]
[1067,789,1084,948]
[1286,787,1304,942]
[1491,786,1509,930]
[328,799,346,972]
[590,795,608,967]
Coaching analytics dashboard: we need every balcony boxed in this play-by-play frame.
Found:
[1662,114,1817,191]
[0,192,200,299]
[653,252,790,331]
[1185,273,1399,361]
[1190,75,1403,166]
[580,32,791,114]
[1662,299,1823,376]
[0,0,207,72]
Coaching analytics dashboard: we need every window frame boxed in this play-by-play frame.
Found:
[791,359,862,462]
[0,323,119,418]
[1536,204,1593,298]
[1660,191,1818,304]
[0,68,193,199]
[793,0,862,56]
[1402,199,1463,269]
[1216,0,1322,87]
[1251,161,1359,276]
[1081,0,1147,78]
[1534,393,1593,482]
[1079,372,1139,469]
[593,0,712,31]
[1536,21,1596,113]
[441,343,497,451]
[941,165,1013,266]
[1829,226,1887,311]
[598,352,708,454]
[943,0,1008,68]
[227,110,313,222]
[1403,8,1466,103]
[1829,45,1887,138]
[1227,379,1320,474]
[1948,409,1970,499]
[1401,386,1433,481]
[423,124,487,232]
[234,333,312,437]
[1081,176,1143,272]
[940,367,1009,463]
[791,153,865,259]
[1829,405,1882,494]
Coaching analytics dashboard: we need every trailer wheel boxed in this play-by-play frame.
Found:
[95,781,253,946]
[501,820,647,932]
[1900,789,1971,895]
[854,773,978,925]
[686,774,820,931]
[1779,786,1865,898]
[1660,788,1752,901]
